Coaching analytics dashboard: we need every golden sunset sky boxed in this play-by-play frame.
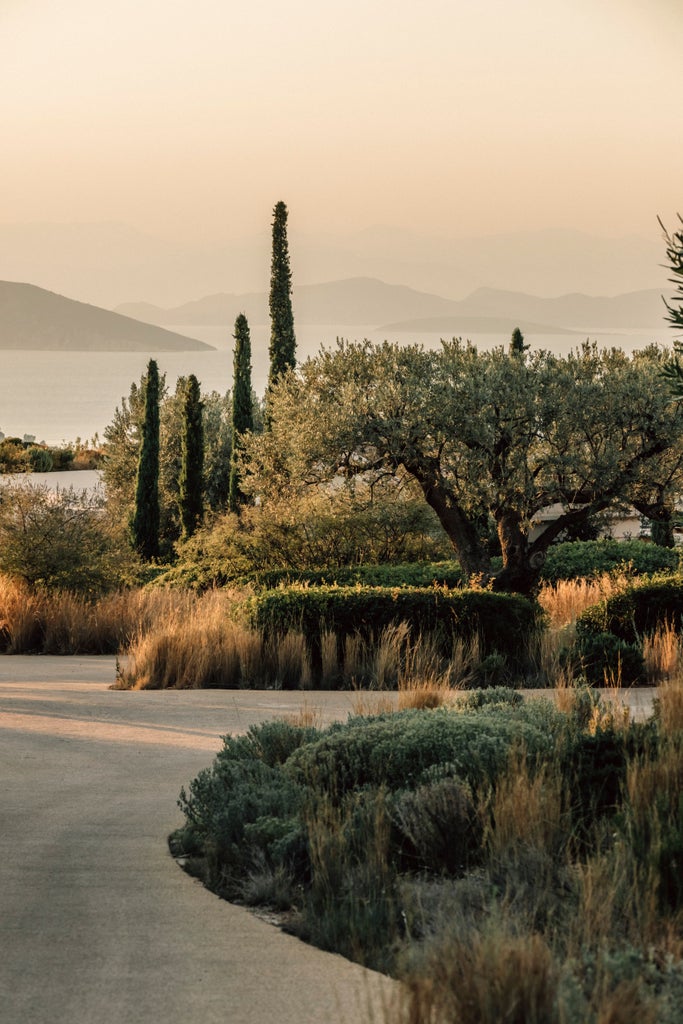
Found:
[2,0,681,243]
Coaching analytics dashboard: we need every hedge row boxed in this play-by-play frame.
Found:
[540,540,679,585]
[239,560,468,591]
[153,541,679,593]
[244,584,539,676]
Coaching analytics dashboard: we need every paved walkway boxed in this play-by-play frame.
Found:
[0,658,394,1024]
[0,658,658,1024]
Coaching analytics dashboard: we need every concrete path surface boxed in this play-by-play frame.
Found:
[0,658,394,1024]
[0,658,658,1024]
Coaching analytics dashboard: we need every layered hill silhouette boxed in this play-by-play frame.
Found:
[0,281,213,351]
[0,221,667,308]
[117,277,665,332]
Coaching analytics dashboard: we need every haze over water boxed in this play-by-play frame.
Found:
[1,325,670,446]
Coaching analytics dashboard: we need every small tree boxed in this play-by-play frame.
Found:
[131,359,160,560]
[178,374,204,538]
[268,201,296,393]
[228,314,254,512]
[0,481,125,591]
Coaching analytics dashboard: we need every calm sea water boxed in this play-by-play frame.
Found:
[0,324,668,445]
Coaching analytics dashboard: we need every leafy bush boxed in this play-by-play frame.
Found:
[0,481,130,592]
[177,757,305,892]
[540,540,679,584]
[391,776,480,874]
[285,702,560,797]
[576,575,683,644]
[173,692,683,1006]
[571,631,645,686]
[215,720,322,768]
[245,585,539,677]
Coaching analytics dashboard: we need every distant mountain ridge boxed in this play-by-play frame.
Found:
[0,221,667,308]
[116,277,665,332]
[0,281,213,351]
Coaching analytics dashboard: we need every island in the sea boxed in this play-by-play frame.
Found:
[0,281,214,351]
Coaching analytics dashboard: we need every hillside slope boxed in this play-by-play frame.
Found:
[0,281,214,351]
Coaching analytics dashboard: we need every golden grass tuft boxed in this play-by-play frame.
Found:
[481,748,565,859]
[396,931,559,1024]
[657,674,683,736]
[537,573,630,631]
[643,621,683,685]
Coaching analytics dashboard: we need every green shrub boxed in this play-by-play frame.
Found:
[245,584,539,679]
[540,540,679,584]
[176,758,305,892]
[571,632,645,686]
[26,446,54,471]
[285,701,561,797]
[454,686,524,711]
[215,720,322,768]
[576,575,683,644]
[391,776,480,874]
[558,717,658,842]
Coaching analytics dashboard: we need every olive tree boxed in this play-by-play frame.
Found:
[244,339,683,593]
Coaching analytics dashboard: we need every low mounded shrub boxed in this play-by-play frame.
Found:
[172,691,683,1011]
[284,701,561,797]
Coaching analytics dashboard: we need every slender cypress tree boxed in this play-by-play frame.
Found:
[178,374,204,538]
[131,359,160,560]
[228,314,254,512]
[268,200,296,390]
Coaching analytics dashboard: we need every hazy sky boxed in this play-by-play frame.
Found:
[2,0,682,243]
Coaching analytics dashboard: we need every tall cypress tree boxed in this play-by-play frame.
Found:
[268,200,296,391]
[178,374,204,538]
[131,359,160,560]
[228,314,254,512]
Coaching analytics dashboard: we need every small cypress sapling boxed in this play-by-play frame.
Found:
[131,359,161,560]
[509,327,529,355]
[228,314,254,512]
[179,374,204,538]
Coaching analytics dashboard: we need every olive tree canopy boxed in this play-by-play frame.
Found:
[244,339,683,593]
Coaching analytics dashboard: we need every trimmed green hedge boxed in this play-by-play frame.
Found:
[245,584,539,676]
[540,540,679,585]
[239,560,467,590]
[150,559,468,592]
[576,574,683,644]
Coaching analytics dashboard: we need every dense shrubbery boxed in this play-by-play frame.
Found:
[173,688,683,1018]
[154,540,680,594]
[540,540,680,584]
[0,482,130,593]
[245,585,538,677]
